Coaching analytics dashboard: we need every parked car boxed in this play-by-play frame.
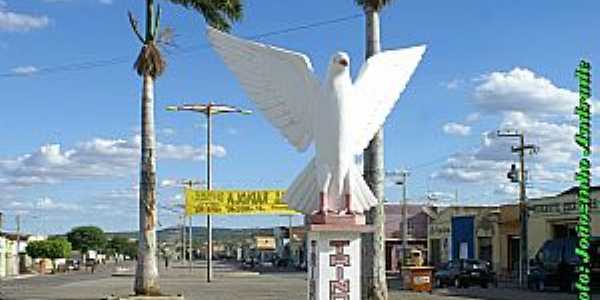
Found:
[434,259,496,288]
[527,237,600,292]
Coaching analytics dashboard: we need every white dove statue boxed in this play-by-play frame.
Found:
[207,27,425,218]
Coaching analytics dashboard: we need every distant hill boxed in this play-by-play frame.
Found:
[106,226,274,245]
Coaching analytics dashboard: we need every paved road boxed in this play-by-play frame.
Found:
[0,261,591,300]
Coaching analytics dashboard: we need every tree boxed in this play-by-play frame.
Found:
[127,0,242,295]
[47,238,72,260]
[355,0,394,299]
[107,236,138,259]
[26,238,72,271]
[26,240,49,260]
[66,226,107,253]
[107,236,129,254]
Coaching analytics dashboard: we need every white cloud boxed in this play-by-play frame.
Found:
[433,69,585,199]
[0,135,226,187]
[11,65,38,75]
[442,122,471,136]
[442,79,463,90]
[98,187,138,200]
[36,197,81,210]
[492,183,551,199]
[474,68,598,116]
[465,113,480,123]
[432,153,508,183]
[160,179,178,188]
[6,197,81,211]
[0,10,49,32]
[434,114,578,186]
[161,127,176,136]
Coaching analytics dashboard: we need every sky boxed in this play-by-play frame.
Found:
[0,0,599,235]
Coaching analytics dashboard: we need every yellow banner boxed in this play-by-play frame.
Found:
[184,189,299,215]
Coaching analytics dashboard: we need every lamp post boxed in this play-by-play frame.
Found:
[167,103,251,282]
[386,169,409,267]
[497,130,538,287]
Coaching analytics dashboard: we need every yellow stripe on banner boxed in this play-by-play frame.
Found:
[184,189,300,215]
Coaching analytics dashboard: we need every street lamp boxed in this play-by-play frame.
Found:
[166,102,251,282]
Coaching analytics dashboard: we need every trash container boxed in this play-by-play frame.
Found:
[409,266,434,292]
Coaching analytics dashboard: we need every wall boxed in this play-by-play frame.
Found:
[527,188,600,257]
[428,206,498,266]
[0,237,5,278]
[5,239,18,276]
[495,204,520,276]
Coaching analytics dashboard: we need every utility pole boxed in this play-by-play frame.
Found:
[181,179,195,272]
[497,130,538,287]
[387,170,409,266]
[16,214,21,274]
[206,108,213,282]
[181,213,185,263]
[167,103,251,283]
[288,215,293,264]
[189,214,193,271]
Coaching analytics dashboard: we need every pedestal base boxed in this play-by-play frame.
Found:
[307,225,371,300]
[309,213,365,225]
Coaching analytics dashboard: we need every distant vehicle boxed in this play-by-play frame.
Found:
[528,237,600,292]
[66,259,80,271]
[434,259,497,288]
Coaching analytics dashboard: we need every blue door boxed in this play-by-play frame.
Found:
[451,216,475,260]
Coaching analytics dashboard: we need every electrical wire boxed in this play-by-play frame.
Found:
[0,13,363,79]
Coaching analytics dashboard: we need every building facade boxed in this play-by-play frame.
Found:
[428,206,498,268]
[384,203,434,272]
[527,186,600,258]
[493,204,521,278]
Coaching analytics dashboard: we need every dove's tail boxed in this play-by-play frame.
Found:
[284,158,378,214]
[347,164,378,213]
[284,158,320,214]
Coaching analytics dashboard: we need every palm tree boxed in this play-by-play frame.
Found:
[354,0,394,299]
[129,0,242,295]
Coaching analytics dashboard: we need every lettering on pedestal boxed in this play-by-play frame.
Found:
[329,240,350,300]
[309,240,317,300]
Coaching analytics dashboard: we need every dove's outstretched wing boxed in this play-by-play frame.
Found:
[207,27,320,151]
[351,45,426,155]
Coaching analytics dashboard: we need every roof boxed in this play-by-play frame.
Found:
[0,232,30,241]
[557,186,600,196]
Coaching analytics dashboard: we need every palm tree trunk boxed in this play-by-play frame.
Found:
[361,6,388,300]
[134,73,161,295]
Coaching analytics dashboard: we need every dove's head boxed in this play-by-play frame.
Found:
[330,52,350,73]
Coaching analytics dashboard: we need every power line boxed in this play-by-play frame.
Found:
[0,13,363,79]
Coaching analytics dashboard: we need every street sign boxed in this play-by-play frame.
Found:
[184,189,299,215]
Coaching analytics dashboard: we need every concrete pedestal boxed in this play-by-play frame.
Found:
[307,224,372,300]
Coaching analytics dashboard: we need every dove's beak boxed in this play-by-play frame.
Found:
[339,58,348,67]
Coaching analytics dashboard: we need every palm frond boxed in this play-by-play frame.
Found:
[354,0,394,11]
[158,27,176,47]
[167,0,243,32]
[134,42,166,78]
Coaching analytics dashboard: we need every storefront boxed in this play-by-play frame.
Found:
[527,186,600,258]
[493,204,520,279]
[428,206,498,268]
